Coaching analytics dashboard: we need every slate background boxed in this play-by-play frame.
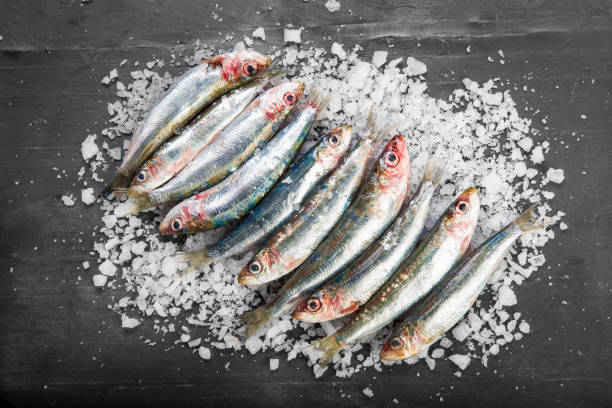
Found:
[0,0,610,407]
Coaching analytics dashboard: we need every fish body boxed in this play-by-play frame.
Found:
[149,81,303,206]
[380,204,550,361]
[128,81,267,197]
[108,50,271,190]
[311,187,480,367]
[205,124,351,259]
[239,133,411,339]
[160,82,307,234]
[294,157,445,323]
[238,129,372,286]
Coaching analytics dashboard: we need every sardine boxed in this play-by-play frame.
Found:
[106,50,271,192]
[380,204,552,361]
[294,156,445,323]
[310,187,480,367]
[159,83,311,235]
[238,126,369,286]
[194,123,351,263]
[239,132,411,339]
[127,80,268,197]
[143,81,304,209]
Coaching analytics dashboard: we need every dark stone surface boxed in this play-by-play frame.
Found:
[0,1,610,407]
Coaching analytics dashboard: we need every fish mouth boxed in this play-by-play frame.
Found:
[128,185,150,198]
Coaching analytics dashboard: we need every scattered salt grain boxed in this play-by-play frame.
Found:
[404,57,427,76]
[92,274,107,287]
[98,260,117,276]
[252,27,266,41]
[198,346,211,360]
[269,358,280,371]
[61,194,75,207]
[448,354,471,370]
[331,42,347,60]
[81,134,99,161]
[559,222,568,230]
[431,348,445,359]
[362,387,374,398]
[452,322,471,342]
[498,285,517,306]
[283,29,302,44]
[519,321,531,334]
[82,261,90,270]
[81,188,96,205]
[546,168,565,184]
[372,51,388,68]
[121,314,140,329]
[325,0,341,12]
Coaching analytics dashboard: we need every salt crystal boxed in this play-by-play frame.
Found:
[325,0,341,12]
[517,137,534,152]
[404,57,427,76]
[372,51,388,68]
[531,146,544,164]
[431,348,444,359]
[161,256,178,277]
[92,274,107,287]
[283,29,302,44]
[81,188,96,205]
[188,338,202,348]
[98,260,117,276]
[560,222,568,230]
[121,314,140,328]
[448,354,471,370]
[440,338,453,348]
[497,285,517,306]
[61,194,75,207]
[331,42,346,60]
[519,321,531,334]
[198,346,211,360]
[546,168,565,184]
[245,336,264,354]
[362,387,374,398]
[269,358,279,370]
[82,261,90,270]
[452,322,471,342]
[81,134,99,161]
[252,27,266,41]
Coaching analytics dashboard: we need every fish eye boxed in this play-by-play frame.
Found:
[136,170,147,182]
[248,260,262,275]
[306,298,322,312]
[389,337,404,350]
[242,61,257,76]
[329,135,339,146]
[384,151,399,167]
[283,92,297,105]
[171,217,183,232]
[455,200,468,214]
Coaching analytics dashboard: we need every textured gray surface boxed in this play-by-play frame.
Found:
[0,1,610,407]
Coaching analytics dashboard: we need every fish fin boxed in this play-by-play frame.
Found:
[422,155,447,186]
[339,301,360,316]
[515,203,556,233]
[117,197,153,217]
[178,250,211,277]
[305,86,332,118]
[201,55,225,67]
[363,107,378,140]
[310,335,342,367]
[237,305,272,340]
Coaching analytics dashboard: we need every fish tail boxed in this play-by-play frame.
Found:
[310,335,342,367]
[305,86,332,118]
[422,155,447,186]
[117,197,153,217]
[99,171,131,199]
[178,250,211,276]
[364,107,378,140]
[515,203,556,233]
[237,305,273,340]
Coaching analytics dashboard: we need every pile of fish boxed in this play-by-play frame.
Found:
[106,49,553,369]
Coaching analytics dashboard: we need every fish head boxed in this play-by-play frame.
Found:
[292,289,350,323]
[442,187,480,249]
[211,50,272,84]
[379,324,426,362]
[259,81,305,121]
[159,196,212,234]
[129,161,160,197]
[237,248,281,285]
[375,134,411,192]
[315,125,353,170]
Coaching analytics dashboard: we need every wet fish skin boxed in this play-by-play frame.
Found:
[239,134,411,339]
[128,81,267,197]
[159,84,308,234]
[380,204,551,361]
[109,50,271,190]
[293,157,445,323]
[310,187,480,367]
[149,81,303,206]
[206,124,352,259]
[237,127,370,286]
